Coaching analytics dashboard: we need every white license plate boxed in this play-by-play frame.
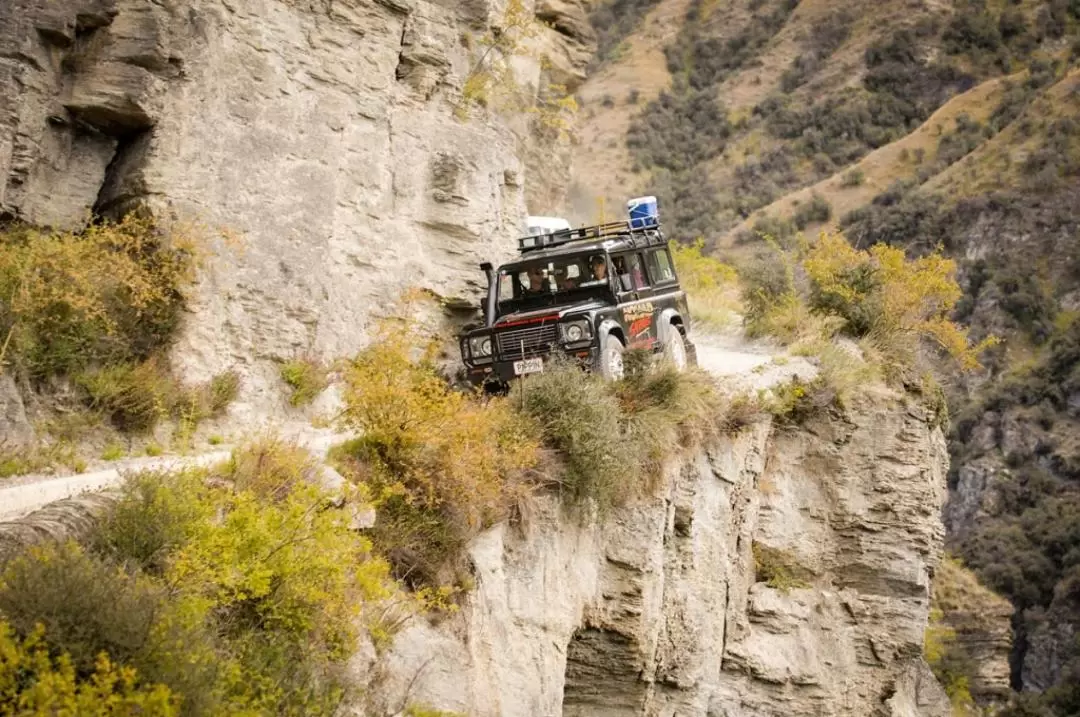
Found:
[513,357,544,376]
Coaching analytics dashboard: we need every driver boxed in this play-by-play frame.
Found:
[524,266,546,294]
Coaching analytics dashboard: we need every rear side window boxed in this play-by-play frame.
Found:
[646,249,675,283]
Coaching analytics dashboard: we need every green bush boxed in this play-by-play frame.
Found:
[280,356,329,407]
[519,359,634,508]
[780,9,853,91]
[77,358,175,432]
[792,193,832,230]
[664,0,797,90]
[0,622,178,715]
[0,541,164,676]
[588,0,665,69]
[77,359,239,434]
[841,168,865,187]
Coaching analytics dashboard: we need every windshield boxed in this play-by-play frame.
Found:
[496,252,611,310]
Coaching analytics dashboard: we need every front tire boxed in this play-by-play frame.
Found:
[597,333,625,381]
[663,326,688,371]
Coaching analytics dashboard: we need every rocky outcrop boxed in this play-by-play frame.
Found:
[0,0,592,422]
[351,393,952,717]
[931,557,1013,706]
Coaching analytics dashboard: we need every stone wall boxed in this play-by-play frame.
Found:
[0,0,592,423]
[351,393,954,717]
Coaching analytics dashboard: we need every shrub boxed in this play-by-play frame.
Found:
[77,357,175,432]
[280,356,329,407]
[91,440,394,715]
[335,318,538,588]
[0,541,165,676]
[841,168,865,187]
[802,232,996,373]
[101,442,125,461]
[792,193,832,229]
[588,0,665,69]
[759,375,837,425]
[669,238,740,329]
[0,622,178,715]
[0,215,197,380]
[0,441,84,479]
[78,359,239,435]
[517,358,630,507]
[780,9,853,91]
[626,89,731,172]
[943,6,1003,55]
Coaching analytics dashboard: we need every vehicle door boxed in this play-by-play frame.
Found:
[615,251,659,350]
[644,245,691,334]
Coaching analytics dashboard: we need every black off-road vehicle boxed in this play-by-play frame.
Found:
[458,218,697,390]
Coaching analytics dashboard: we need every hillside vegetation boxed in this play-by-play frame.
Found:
[575,0,1080,711]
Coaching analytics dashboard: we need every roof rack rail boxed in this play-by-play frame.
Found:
[517,219,659,253]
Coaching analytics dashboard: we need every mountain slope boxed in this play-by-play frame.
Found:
[568,0,1080,712]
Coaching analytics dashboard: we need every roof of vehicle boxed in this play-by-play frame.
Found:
[498,220,668,268]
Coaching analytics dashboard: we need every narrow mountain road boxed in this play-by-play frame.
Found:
[0,330,816,522]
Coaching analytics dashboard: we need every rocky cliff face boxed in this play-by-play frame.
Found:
[351,393,952,717]
[0,0,592,419]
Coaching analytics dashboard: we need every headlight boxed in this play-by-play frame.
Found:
[469,336,492,357]
[560,320,591,343]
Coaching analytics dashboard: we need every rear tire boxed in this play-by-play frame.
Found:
[597,333,625,381]
[663,327,688,372]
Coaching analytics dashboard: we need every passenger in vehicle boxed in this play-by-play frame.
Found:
[612,256,632,291]
[589,255,608,281]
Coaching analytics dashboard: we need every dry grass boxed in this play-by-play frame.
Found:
[932,554,1013,618]
[719,73,1016,246]
[926,68,1080,198]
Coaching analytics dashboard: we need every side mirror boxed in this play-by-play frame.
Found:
[619,275,632,292]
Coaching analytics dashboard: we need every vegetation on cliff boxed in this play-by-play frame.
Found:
[580,0,1080,704]
[329,303,738,590]
[0,214,241,475]
[0,438,401,715]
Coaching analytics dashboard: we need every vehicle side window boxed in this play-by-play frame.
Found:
[498,272,515,301]
[628,253,649,290]
[646,249,675,284]
[612,254,633,292]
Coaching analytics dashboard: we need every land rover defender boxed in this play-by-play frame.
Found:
[458,198,697,390]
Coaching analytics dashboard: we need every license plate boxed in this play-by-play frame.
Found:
[513,357,544,376]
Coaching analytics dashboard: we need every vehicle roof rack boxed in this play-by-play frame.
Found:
[516,219,663,254]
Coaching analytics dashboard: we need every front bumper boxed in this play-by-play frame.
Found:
[463,346,597,386]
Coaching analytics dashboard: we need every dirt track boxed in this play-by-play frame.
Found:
[0,329,816,522]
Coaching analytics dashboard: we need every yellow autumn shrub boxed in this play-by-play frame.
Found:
[0,214,199,379]
[335,317,539,588]
[802,232,996,374]
[670,238,741,330]
[0,622,178,716]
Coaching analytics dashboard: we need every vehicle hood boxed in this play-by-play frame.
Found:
[492,301,607,327]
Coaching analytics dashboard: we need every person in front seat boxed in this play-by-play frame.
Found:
[589,255,608,281]
[523,265,546,294]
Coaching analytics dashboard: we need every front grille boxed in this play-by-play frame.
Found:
[496,323,558,360]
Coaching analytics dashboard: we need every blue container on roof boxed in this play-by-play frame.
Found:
[628,195,659,229]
